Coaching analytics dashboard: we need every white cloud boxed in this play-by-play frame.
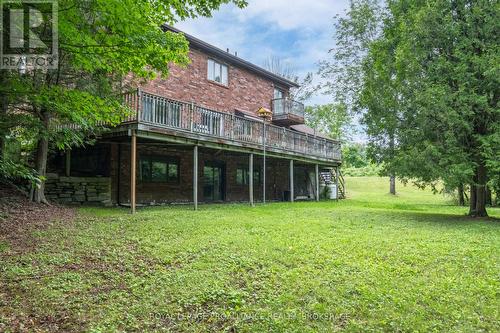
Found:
[175,0,351,107]
[174,1,368,140]
[176,0,349,60]
[233,0,348,30]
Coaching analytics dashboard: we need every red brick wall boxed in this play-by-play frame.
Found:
[112,144,194,204]
[110,144,295,205]
[140,48,287,115]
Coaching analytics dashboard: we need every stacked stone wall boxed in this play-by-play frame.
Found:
[45,174,111,206]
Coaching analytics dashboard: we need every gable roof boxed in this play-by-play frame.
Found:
[162,25,300,89]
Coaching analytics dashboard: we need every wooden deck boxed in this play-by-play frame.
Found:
[119,90,342,165]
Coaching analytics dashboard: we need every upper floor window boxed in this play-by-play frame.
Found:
[208,59,228,86]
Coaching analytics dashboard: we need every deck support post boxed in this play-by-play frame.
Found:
[335,166,339,201]
[315,164,320,201]
[65,150,71,177]
[130,131,137,214]
[289,159,294,202]
[262,123,266,204]
[193,145,198,210]
[262,154,266,203]
[249,153,254,206]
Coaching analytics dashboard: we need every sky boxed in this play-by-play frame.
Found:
[175,0,351,107]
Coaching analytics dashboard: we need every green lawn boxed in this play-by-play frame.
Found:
[1,177,499,332]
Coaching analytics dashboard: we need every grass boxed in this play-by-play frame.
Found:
[1,177,499,332]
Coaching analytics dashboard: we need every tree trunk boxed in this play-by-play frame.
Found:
[0,106,6,159]
[388,133,396,195]
[485,186,492,206]
[474,162,488,217]
[458,184,465,206]
[389,175,396,195]
[0,72,8,159]
[31,110,50,204]
[469,180,477,216]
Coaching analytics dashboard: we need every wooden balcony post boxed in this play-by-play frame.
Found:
[315,164,320,201]
[190,102,194,132]
[152,97,157,124]
[193,145,198,210]
[282,128,286,149]
[136,88,142,122]
[231,114,235,140]
[130,130,137,214]
[249,153,254,207]
[289,159,294,202]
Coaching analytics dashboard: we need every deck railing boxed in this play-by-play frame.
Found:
[123,90,341,161]
[271,98,305,118]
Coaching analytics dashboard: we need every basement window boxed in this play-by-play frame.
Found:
[208,59,228,86]
[236,166,261,185]
[140,156,179,183]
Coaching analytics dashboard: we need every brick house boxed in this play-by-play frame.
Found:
[47,26,343,210]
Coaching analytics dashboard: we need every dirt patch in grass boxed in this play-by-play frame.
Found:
[0,183,80,332]
[0,182,76,253]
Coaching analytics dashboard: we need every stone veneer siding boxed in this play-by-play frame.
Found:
[45,174,112,206]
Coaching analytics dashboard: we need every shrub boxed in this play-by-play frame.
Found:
[0,158,43,188]
[342,164,382,177]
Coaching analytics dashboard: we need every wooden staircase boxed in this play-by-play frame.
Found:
[319,168,346,199]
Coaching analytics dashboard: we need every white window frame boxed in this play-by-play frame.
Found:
[207,59,229,86]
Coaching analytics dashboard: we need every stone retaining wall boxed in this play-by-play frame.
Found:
[45,174,112,206]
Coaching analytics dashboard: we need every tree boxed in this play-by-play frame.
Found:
[304,103,353,140]
[342,143,369,169]
[358,1,404,195]
[319,0,381,116]
[361,0,499,217]
[319,0,398,192]
[1,0,247,203]
[0,71,8,160]
[263,56,315,102]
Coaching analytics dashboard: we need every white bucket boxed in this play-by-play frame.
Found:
[328,184,338,199]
